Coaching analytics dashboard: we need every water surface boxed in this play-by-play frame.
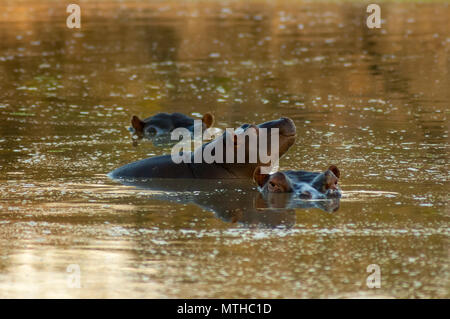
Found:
[0,0,448,298]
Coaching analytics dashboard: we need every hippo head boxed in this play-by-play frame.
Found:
[238,117,295,161]
[256,117,297,158]
[196,117,296,177]
[253,165,342,199]
[130,112,215,139]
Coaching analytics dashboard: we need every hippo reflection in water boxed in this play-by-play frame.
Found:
[110,178,340,228]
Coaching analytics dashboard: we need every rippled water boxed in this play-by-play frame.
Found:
[0,0,448,298]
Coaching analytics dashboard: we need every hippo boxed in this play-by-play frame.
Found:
[129,112,214,144]
[109,117,296,179]
[253,165,342,199]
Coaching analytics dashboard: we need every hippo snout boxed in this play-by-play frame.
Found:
[278,117,296,137]
[258,117,296,137]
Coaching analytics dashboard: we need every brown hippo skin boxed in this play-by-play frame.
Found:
[253,165,342,199]
[109,117,296,179]
[130,112,214,138]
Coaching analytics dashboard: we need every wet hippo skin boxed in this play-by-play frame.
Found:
[109,117,296,179]
[253,165,342,199]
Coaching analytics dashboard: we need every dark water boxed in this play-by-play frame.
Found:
[0,0,448,298]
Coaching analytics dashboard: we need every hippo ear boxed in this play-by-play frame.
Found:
[322,170,339,191]
[202,112,214,128]
[328,165,340,179]
[253,166,270,188]
[131,115,144,133]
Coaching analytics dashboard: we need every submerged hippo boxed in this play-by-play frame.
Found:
[109,117,296,179]
[253,165,342,199]
[130,112,214,140]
